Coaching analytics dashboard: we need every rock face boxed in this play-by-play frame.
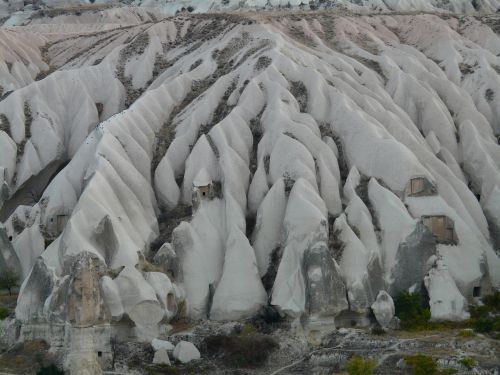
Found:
[1,4,500,372]
[303,241,348,318]
[64,252,108,328]
[173,341,200,364]
[114,266,165,328]
[210,229,267,321]
[390,222,437,295]
[424,259,470,321]
[371,291,395,329]
[0,225,21,274]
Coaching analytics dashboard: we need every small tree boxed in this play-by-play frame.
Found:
[0,268,19,296]
[346,356,376,375]
[395,291,431,330]
[404,355,438,375]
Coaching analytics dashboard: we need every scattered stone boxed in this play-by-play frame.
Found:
[173,341,201,363]
[152,338,175,352]
[153,348,171,365]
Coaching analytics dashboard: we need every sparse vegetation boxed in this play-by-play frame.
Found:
[0,268,19,296]
[146,364,180,375]
[0,340,54,374]
[459,357,475,369]
[395,291,431,330]
[439,368,458,375]
[36,364,64,375]
[405,354,472,375]
[346,356,376,375]
[203,333,278,368]
[485,88,494,102]
[0,306,8,320]
[288,80,308,112]
[457,329,473,337]
[469,291,500,335]
[404,354,438,375]
[0,113,11,136]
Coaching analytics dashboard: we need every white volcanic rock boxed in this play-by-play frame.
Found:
[153,348,171,365]
[303,241,348,317]
[172,222,210,319]
[371,291,395,329]
[172,341,200,364]
[0,225,21,274]
[252,178,287,277]
[334,214,372,312]
[152,339,175,352]
[12,219,44,280]
[424,259,470,321]
[271,178,327,316]
[181,135,219,203]
[145,272,183,320]
[132,0,500,13]
[368,179,417,285]
[210,228,267,321]
[114,266,164,326]
[0,6,498,357]
[100,275,124,321]
[154,156,180,209]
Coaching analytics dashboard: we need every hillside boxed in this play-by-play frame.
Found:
[0,3,499,374]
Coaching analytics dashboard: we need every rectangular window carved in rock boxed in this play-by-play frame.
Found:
[422,215,457,244]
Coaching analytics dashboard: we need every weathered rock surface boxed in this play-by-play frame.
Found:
[0,5,499,373]
[303,241,348,318]
[173,341,201,364]
[153,348,171,365]
[152,338,175,352]
[371,291,395,329]
[424,259,470,321]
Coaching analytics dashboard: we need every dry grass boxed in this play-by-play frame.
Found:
[169,320,193,335]
[0,340,54,374]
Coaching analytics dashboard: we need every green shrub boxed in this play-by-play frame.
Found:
[346,356,376,375]
[469,292,500,334]
[482,291,500,310]
[459,357,475,369]
[395,291,431,330]
[0,268,19,296]
[36,364,64,375]
[404,354,438,375]
[473,316,494,332]
[0,306,8,320]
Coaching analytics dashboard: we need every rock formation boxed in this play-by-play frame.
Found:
[0,1,499,372]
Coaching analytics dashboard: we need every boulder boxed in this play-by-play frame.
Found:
[303,241,348,317]
[424,259,470,321]
[371,290,395,329]
[152,338,175,352]
[153,348,171,365]
[145,272,182,320]
[173,341,200,364]
[114,266,164,326]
